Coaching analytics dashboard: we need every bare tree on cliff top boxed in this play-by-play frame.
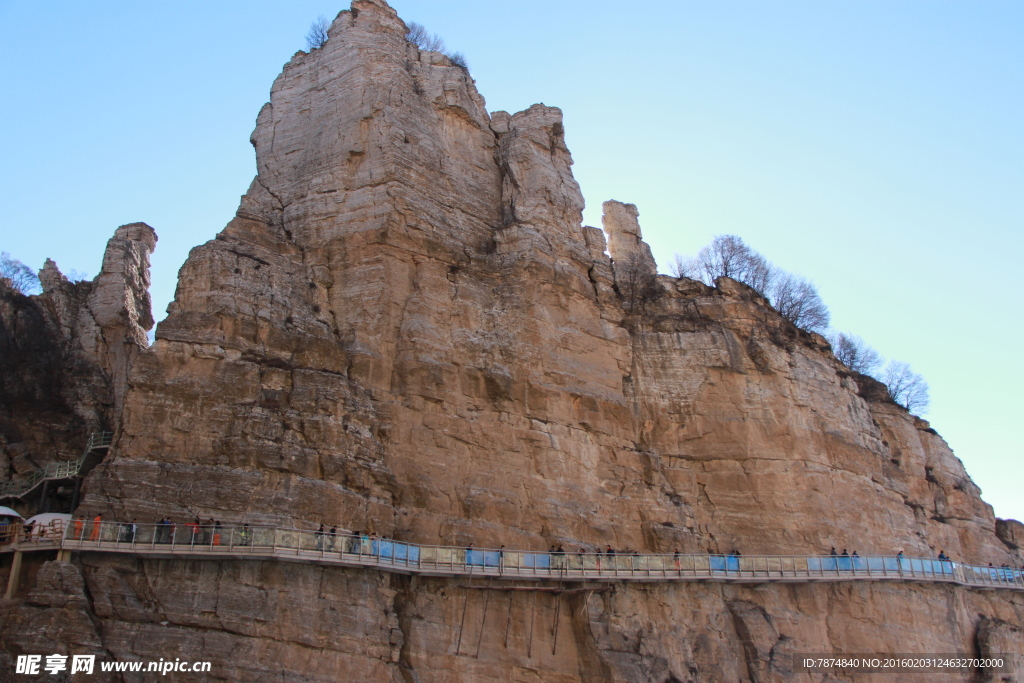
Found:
[306,15,329,50]
[829,332,882,375]
[883,361,930,413]
[670,253,696,279]
[694,235,774,294]
[679,235,829,332]
[0,252,40,295]
[768,272,829,332]
[406,22,445,52]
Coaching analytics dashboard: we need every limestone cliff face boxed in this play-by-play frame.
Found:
[0,223,156,487]
[2,1,1021,681]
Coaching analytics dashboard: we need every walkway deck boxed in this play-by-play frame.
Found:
[2,521,1021,591]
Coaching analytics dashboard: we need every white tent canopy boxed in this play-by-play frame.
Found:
[0,506,23,519]
[25,512,71,528]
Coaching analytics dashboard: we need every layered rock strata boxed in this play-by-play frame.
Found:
[2,1,1021,681]
[0,223,156,492]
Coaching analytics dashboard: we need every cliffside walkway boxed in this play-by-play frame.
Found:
[3,520,1022,594]
[0,432,113,502]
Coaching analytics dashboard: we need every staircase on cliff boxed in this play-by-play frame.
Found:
[0,431,113,514]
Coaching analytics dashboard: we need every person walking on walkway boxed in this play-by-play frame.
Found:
[74,515,84,540]
[316,524,325,551]
[328,526,337,551]
[89,514,102,541]
[213,521,222,546]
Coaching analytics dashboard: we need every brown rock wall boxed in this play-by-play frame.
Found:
[0,223,155,492]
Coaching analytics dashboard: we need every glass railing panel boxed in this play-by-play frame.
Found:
[521,553,550,570]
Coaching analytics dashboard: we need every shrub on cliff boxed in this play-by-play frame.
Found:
[769,272,829,331]
[405,22,469,70]
[882,361,930,413]
[827,332,882,375]
[305,15,329,51]
[406,22,445,52]
[0,252,40,295]
[826,334,930,415]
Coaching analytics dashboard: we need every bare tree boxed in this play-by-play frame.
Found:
[0,252,40,295]
[883,361,929,413]
[677,233,830,332]
[405,22,469,71]
[768,272,829,332]
[670,253,696,279]
[828,332,882,375]
[616,254,661,313]
[305,15,330,51]
[406,22,446,52]
[694,235,774,294]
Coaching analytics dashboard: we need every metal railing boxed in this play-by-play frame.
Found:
[1,520,1021,591]
[0,432,113,500]
[85,432,114,452]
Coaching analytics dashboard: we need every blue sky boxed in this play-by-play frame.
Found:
[1,1,1021,523]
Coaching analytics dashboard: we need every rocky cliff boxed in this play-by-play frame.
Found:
[0,223,156,496]
[2,1,1021,681]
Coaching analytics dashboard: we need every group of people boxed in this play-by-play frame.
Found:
[184,519,230,546]
[14,513,1023,576]
[71,514,104,541]
[154,518,255,546]
[314,524,340,551]
[832,547,956,562]
[118,520,138,542]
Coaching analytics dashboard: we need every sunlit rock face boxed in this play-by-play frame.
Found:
[0,222,155,495]
[2,1,1021,680]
